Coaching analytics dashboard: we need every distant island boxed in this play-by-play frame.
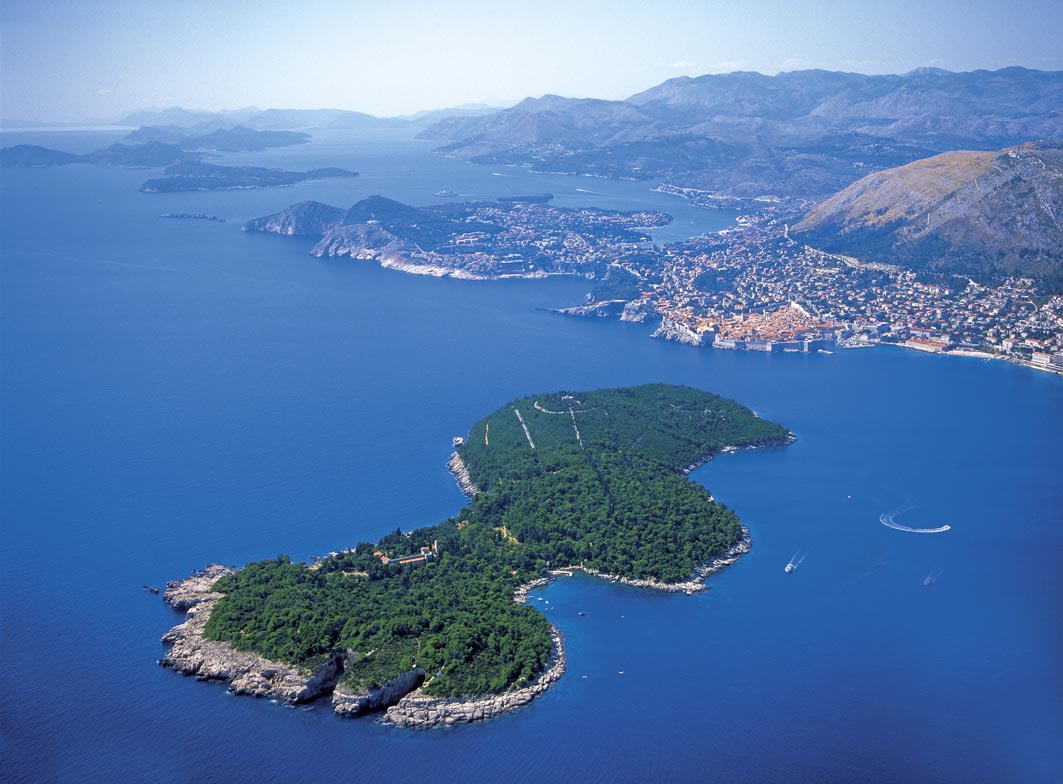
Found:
[0,145,83,167]
[1,141,199,169]
[161,384,792,727]
[244,194,668,278]
[140,161,358,193]
[1,140,357,192]
[124,124,311,152]
[112,105,484,131]
[161,212,226,222]
[1,126,315,170]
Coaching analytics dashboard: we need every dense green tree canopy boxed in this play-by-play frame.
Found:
[204,384,789,698]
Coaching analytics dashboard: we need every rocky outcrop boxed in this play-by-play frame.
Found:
[162,563,232,610]
[160,566,345,704]
[553,298,653,322]
[332,668,426,717]
[620,299,652,323]
[308,226,498,279]
[378,253,492,280]
[697,526,752,577]
[243,200,345,236]
[651,317,711,346]
[553,300,628,318]
[384,627,566,728]
[448,452,481,496]
[310,222,407,257]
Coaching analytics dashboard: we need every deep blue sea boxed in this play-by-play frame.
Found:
[2,128,1061,783]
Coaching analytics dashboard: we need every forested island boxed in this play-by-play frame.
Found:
[161,384,791,727]
[140,161,357,192]
[1,127,312,169]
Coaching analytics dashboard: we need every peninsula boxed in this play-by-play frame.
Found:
[243,194,668,278]
[243,171,1063,373]
[161,384,791,727]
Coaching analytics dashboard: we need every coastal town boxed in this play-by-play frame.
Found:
[568,208,1063,376]
[249,193,1063,376]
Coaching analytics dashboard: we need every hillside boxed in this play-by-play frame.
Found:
[419,67,1063,200]
[792,142,1063,291]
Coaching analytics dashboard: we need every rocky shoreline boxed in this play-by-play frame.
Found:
[159,563,567,728]
[569,526,752,594]
[161,566,427,714]
[652,316,710,346]
[332,668,426,717]
[500,437,790,599]
[447,451,481,496]
[383,626,566,729]
[159,560,346,701]
[682,433,797,476]
[160,565,346,703]
[515,525,753,600]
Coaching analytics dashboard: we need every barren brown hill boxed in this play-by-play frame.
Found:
[792,142,1063,291]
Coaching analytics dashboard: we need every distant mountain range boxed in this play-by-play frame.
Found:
[2,127,313,168]
[112,104,500,131]
[792,141,1063,291]
[124,125,310,151]
[419,67,1063,200]
[1,141,200,168]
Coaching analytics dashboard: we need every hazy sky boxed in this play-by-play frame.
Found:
[2,0,1062,122]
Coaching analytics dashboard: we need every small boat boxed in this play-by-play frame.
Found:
[143,585,160,594]
[577,611,586,617]
[785,551,805,573]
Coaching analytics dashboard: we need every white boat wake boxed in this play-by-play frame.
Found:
[785,551,808,572]
[879,505,951,534]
